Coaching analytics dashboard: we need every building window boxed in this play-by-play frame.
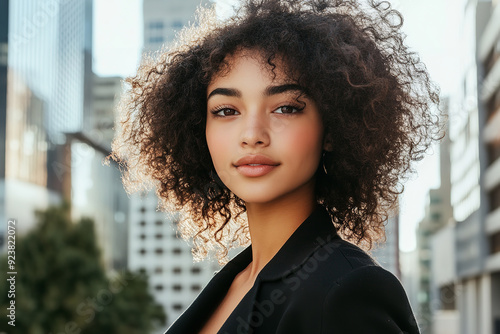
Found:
[439,285,456,310]
[148,36,163,44]
[172,304,183,311]
[154,284,164,291]
[191,267,201,274]
[138,268,146,275]
[487,142,500,170]
[490,231,500,254]
[94,95,115,102]
[155,233,163,239]
[171,20,183,28]
[172,248,182,255]
[149,21,164,30]
[140,206,146,213]
[430,212,441,222]
[173,267,182,274]
[191,284,201,292]
[430,196,441,204]
[490,183,500,212]
[139,248,146,255]
[139,221,146,226]
[172,284,183,291]
[155,267,163,274]
[155,220,163,226]
[140,234,146,240]
[155,248,164,255]
[98,80,118,87]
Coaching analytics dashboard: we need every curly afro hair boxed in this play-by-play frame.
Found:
[107,0,443,263]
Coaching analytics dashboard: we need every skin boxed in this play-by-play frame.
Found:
[202,49,329,334]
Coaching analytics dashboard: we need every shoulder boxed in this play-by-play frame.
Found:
[298,235,383,283]
[280,236,390,299]
[323,264,409,312]
[290,238,420,333]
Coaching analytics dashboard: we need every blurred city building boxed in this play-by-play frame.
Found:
[62,130,129,271]
[0,0,7,252]
[128,192,219,332]
[428,1,500,333]
[143,0,210,54]
[0,0,128,273]
[371,210,401,279]
[401,248,421,324]
[91,74,122,150]
[370,209,423,324]
[478,0,500,332]
[80,73,130,270]
[1,0,93,244]
[128,0,218,330]
[416,99,455,334]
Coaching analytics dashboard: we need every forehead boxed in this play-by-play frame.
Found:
[209,49,292,87]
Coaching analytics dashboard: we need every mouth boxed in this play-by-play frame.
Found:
[235,164,279,177]
[233,154,280,168]
[233,155,280,177]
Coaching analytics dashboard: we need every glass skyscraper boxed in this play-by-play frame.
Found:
[1,0,93,245]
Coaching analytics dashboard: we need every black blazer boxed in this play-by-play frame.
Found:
[164,205,420,334]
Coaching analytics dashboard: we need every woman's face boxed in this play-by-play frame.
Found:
[205,49,325,205]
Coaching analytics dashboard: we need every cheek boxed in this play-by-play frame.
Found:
[206,123,239,188]
[284,122,323,164]
[206,123,229,169]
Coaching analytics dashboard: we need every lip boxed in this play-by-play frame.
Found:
[233,155,280,177]
[234,155,280,167]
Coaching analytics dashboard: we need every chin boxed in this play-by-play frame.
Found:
[238,195,280,205]
[233,189,284,205]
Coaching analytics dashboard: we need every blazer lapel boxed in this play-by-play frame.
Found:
[258,204,339,281]
[218,204,339,333]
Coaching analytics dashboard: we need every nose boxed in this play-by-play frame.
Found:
[240,112,270,148]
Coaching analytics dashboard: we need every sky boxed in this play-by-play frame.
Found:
[93,0,461,252]
[93,0,142,77]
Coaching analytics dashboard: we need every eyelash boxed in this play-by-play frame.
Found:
[210,104,305,117]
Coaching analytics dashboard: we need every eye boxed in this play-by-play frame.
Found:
[211,107,240,117]
[274,105,302,114]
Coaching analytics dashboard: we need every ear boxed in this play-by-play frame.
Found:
[323,133,333,152]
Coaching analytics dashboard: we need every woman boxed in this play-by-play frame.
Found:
[108,0,442,332]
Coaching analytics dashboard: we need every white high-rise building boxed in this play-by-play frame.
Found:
[127,1,218,330]
[128,192,219,331]
[143,0,211,54]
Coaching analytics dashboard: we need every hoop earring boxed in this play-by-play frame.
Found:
[322,151,328,175]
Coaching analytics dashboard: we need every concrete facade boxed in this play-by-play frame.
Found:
[371,213,401,279]
[143,0,211,54]
[128,192,220,331]
[429,1,500,333]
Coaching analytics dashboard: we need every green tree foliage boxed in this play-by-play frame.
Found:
[0,201,166,334]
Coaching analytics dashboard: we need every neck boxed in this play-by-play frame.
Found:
[243,180,317,280]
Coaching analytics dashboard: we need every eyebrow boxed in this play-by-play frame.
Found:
[207,88,241,100]
[207,83,306,101]
[264,84,304,96]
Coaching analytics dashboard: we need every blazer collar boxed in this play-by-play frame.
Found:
[164,205,339,333]
[221,204,340,282]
